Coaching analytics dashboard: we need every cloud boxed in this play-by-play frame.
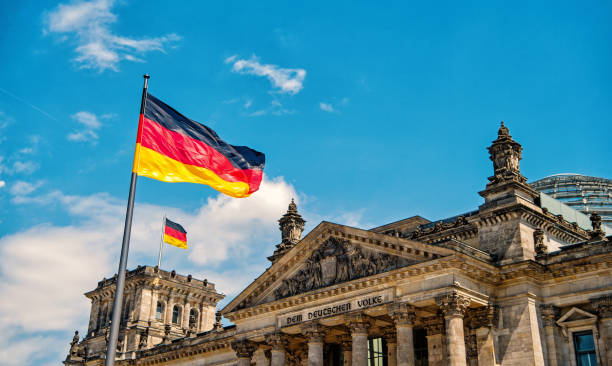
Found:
[12,161,39,175]
[319,102,335,113]
[9,181,43,197]
[45,0,180,71]
[0,181,5,189]
[248,100,295,117]
[226,55,306,94]
[0,175,297,364]
[67,111,104,142]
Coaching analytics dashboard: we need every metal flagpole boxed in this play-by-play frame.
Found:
[105,74,150,366]
[157,214,166,268]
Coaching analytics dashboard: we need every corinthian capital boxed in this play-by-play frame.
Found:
[232,339,257,358]
[592,295,612,319]
[346,313,370,334]
[540,305,559,327]
[387,302,416,326]
[302,321,325,343]
[436,292,470,318]
[266,332,287,351]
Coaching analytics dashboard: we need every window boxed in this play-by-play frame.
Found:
[367,338,386,366]
[573,331,597,366]
[155,302,163,321]
[172,305,181,324]
[189,309,198,329]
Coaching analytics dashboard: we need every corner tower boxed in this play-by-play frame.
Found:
[64,266,224,364]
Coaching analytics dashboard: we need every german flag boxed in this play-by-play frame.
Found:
[164,218,187,249]
[133,93,265,198]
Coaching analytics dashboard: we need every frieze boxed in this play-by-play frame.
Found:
[277,289,393,327]
[274,237,411,300]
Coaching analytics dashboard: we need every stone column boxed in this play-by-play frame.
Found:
[540,305,559,366]
[339,334,352,366]
[165,294,173,324]
[423,316,445,366]
[593,296,612,366]
[436,292,470,366]
[254,346,271,366]
[148,289,158,322]
[267,332,287,366]
[384,330,398,366]
[388,303,416,366]
[232,340,256,366]
[182,301,191,329]
[303,322,325,366]
[347,313,370,366]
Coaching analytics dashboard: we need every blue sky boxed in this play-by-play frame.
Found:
[0,1,610,364]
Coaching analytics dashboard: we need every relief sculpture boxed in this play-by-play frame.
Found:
[274,237,408,299]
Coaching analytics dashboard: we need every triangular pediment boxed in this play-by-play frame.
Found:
[222,221,455,315]
[557,307,597,325]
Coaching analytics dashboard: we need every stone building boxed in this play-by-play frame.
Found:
[65,123,612,366]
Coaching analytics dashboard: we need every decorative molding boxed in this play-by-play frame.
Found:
[231,339,257,358]
[436,291,470,318]
[274,237,410,300]
[540,305,559,328]
[266,332,288,351]
[592,295,612,319]
[302,322,325,343]
[387,302,416,326]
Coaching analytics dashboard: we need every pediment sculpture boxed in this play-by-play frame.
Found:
[274,237,411,299]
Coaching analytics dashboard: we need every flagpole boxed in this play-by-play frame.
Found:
[157,214,166,268]
[105,74,149,366]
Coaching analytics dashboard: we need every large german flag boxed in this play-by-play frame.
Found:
[133,93,265,198]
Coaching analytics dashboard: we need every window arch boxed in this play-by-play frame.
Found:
[189,308,198,330]
[172,305,181,324]
[155,301,164,321]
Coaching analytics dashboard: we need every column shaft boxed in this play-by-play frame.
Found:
[396,325,415,366]
[351,332,368,366]
[445,316,467,366]
[271,349,285,366]
[308,341,323,366]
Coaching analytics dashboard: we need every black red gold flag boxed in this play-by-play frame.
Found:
[133,93,265,198]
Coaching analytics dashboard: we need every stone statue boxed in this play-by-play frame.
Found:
[69,330,79,356]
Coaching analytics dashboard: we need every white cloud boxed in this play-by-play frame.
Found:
[0,175,297,364]
[9,181,43,197]
[248,100,295,117]
[319,102,335,113]
[67,111,104,141]
[0,181,5,188]
[12,161,39,174]
[45,0,180,71]
[244,99,252,109]
[226,55,306,94]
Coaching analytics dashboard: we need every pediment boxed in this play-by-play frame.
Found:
[557,307,598,325]
[222,221,454,315]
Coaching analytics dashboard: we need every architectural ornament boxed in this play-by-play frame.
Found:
[436,292,471,318]
[269,199,306,262]
[540,304,559,327]
[346,313,370,334]
[387,302,417,326]
[486,121,527,185]
[231,339,257,358]
[422,315,444,335]
[534,229,547,255]
[266,332,288,351]
[302,321,326,343]
[589,213,606,241]
[592,295,612,319]
[274,237,406,299]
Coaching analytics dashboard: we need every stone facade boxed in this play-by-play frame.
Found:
[65,123,612,366]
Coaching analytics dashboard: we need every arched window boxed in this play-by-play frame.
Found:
[189,309,198,330]
[172,305,181,324]
[155,302,163,321]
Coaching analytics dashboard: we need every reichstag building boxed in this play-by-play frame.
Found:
[65,123,612,366]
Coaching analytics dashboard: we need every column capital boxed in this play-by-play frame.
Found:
[346,313,370,334]
[387,302,416,326]
[302,321,325,343]
[540,304,560,327]
[232,339,257,359]
[592,295,612,319]
[436,291,470,318]
[466,305,496,329]
[338,334,352,351]
[266,332,288,351]
[382,329,397,344]
[422,316,444,335]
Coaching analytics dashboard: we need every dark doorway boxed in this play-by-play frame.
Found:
[324,343,343,366]
[414,328,428,366]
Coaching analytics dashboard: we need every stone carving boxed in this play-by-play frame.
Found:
[589,213,606,241]
[231,339,257,358]
[138,328,149,350]
[466,305,496,329]
[269,199,306,263]
[116,335,125,353]
[388,302,417,326]
[214,311,223,331]
[486,122,527,185]
[69,330,79,356]
[422,315,444,335]
[534,229,547,255]
[540,304,559,327]
[436,292,471,318]
[466,333,478,359]
[410,215,473,239]
[302,321,326,342]
[274,237,405,299]
[346,313,370,334]
[266,332,288,350]
[592,295,612,319]
[163,324,171,345]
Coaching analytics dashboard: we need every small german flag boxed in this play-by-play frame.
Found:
[164,218,187,249]
[133,93,265,198]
